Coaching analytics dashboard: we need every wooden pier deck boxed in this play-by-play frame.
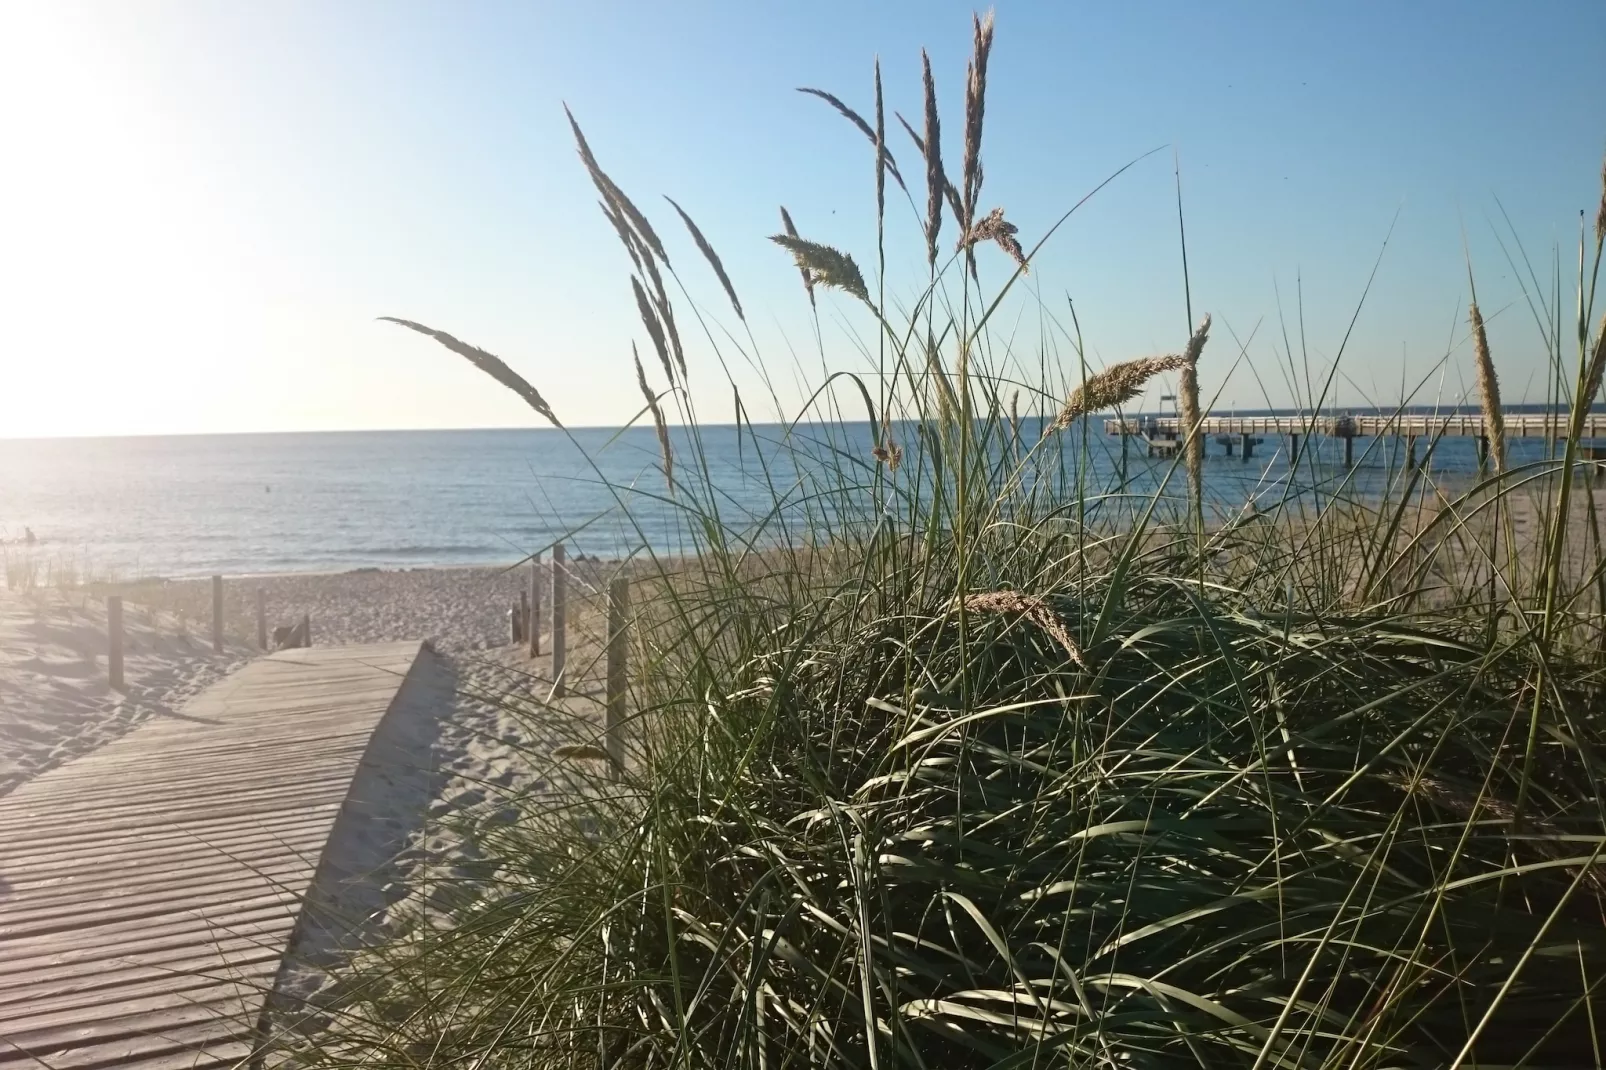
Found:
[1106,412,1606,440]
[0,640,425,1069]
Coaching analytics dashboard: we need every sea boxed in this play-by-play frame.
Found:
[0,415,1580,580]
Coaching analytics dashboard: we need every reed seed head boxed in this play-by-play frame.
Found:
[896,112,965,232]
[870,442,904,472]
[960,11,995,225]
[796,87,906,192]
[379,317,561,428]
[1596,150,1606,245]
[921,50,945,268]
[958,206,1027,273]
[1044,353,1191,433]
[1469,302,1507,472]
[664,196,744,322]
[874,58,887,230]
[778,207,815,309]
[633,342,674,494]
[631,275,675,387]
[1178,313,1210,496]
[565,105,669,266]
[769,235,871,306]
[961,590,1087,669]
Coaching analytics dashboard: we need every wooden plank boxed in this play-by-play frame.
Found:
[0,640,424,1069]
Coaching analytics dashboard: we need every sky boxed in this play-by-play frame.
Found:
[0,0,1602,438]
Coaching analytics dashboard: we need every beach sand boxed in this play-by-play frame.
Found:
[0,585,251,795]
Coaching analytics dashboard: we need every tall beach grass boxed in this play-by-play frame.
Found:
[287,15,1606,1068]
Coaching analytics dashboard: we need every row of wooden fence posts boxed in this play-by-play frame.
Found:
[107,576,307,690]
[507,542,631,780]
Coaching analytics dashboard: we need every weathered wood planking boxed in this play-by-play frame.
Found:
[0,641,425,1068]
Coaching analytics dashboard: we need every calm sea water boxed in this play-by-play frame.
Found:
[0,418,1571,579]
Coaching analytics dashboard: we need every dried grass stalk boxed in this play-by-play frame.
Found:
[1469,302,1507,472]
[379,318,560,427]
[631,276,675,386]
[779,207,815,309]
[565,105,669,265]
[874,59,887,231]
[1178,313,1211,493]
[1044,354,1190,433]
[1583,312,1606,411]
[664,196,744,322]
[796,87,906,191]
[921,50,945,268]
[959,11,996,236]
[1597,150,1606,245]
[769,235,870,306]
[961,590,1087,669]
[958,206,1027,273]
[895,112,964,229]
[633,343,674,493]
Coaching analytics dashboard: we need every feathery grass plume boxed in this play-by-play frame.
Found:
[598,200,643,273]
[959,9,996,276]
[565,105,669,266]
[895,112,964,228]
[633,343,674,493]
[379,318,560,427]
[921,50,945,268]
[870,442,903,472]
[1009,388,1021,443]
[1596,150,1606,245]
[795,87,905,192]
[1469,302,1507,472]
[1177,314,1211,496]
[1044,353,1189,434]
[631,276,675,386]
[769,235,871,306]
[1583,312,1606,411]
[778,207,815,309]
[961,590,1087,669]
[873,59,886,233]
[958,206,1027,272]
[663,196,743,322]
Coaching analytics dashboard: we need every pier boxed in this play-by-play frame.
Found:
[1106,412,1606,466]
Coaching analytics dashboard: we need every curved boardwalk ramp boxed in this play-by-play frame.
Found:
[0,641,425,1068]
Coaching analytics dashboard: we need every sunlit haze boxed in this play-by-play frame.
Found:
[2,0,1602,438]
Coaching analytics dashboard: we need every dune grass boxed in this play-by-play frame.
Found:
[287,14,1606,1068]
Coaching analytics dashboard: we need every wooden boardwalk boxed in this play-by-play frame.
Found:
[1106,412,1606,440]
[0,641,425,1069]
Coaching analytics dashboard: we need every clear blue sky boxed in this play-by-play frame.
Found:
[2,0,1602,436]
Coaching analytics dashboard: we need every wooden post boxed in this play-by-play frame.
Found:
[1476,435,1490,474]
[551,543,567,697]
[605,576,630,780]
[1405,436,1417,472]
[301,613,311,648]
[255,587,267,649]
[1240,432,1254,461]
[107,595,124,691]
[211,575,224,653]
[528,552,542,657]
[1343,434,1355,469]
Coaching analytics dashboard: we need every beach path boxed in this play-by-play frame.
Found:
[0,640,426,1068]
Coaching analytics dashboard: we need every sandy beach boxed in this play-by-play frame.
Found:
[1,564,622,1026]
